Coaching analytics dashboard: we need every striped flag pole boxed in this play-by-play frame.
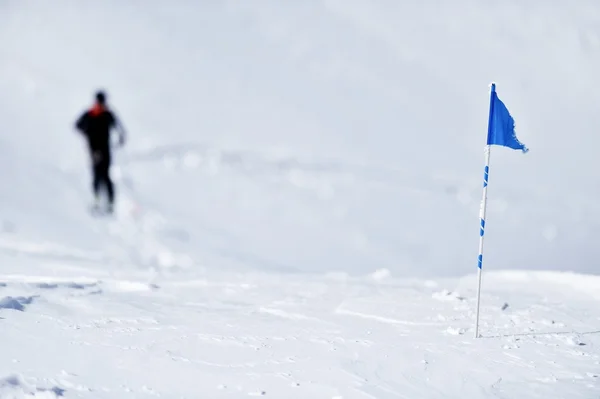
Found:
[474,83,528,338]
[474,83,496,338]
[474,145,491,338]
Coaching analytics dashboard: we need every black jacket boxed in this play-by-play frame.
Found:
[75,105,121,154]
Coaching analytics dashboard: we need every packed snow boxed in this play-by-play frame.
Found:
[1,1,599,398]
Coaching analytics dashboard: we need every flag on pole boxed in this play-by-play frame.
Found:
[486,83,529,153]
[474,82,528,338]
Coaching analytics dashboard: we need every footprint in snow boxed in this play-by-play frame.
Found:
[432,290,465,302]
[248,390,266,396]
[0,296,36,311]
[0,374,65,397]
[35,282,99,290]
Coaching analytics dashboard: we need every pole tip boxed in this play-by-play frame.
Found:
[489,82,496,92]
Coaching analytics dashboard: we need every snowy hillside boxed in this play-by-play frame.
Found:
[0,1,599,398]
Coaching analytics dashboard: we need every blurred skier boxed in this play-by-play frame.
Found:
[75,90,126,213]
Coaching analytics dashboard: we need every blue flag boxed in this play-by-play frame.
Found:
[486,83,528,153]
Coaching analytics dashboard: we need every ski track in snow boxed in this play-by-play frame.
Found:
[121,142,439,197]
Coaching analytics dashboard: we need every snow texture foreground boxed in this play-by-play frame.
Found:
[0,261,598,398]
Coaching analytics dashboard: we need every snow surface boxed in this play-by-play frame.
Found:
[1,1,600,397]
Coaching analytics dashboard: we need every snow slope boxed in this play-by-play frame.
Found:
[0,1,599,398]
[0,268,599,398]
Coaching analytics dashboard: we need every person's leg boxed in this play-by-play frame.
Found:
[101,154,115,207]
[92,154,103,202]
